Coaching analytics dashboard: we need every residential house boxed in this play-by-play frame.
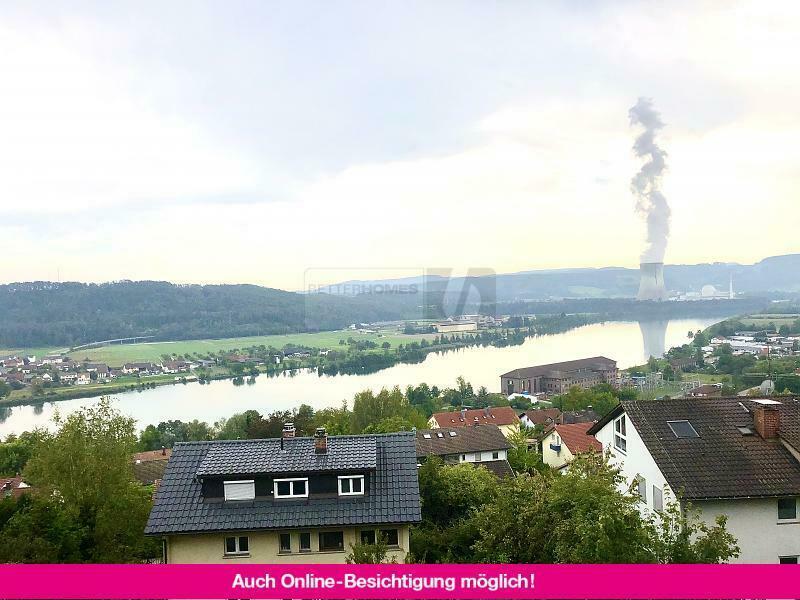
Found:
[588,396,800,563]
[60,372,78,384]
[76,372,91,385]
[133,448,173,485]
[519,408,562,429]
[501,356,618,396]
[1,476,31,499]
[415,424,513,478]
[540,423,601,471]
[123,362,158,375]
[162,360,190,374]
[145,426,421,563]
[85,363,110,379]
[684,383,723,398]
[428,406,520,438]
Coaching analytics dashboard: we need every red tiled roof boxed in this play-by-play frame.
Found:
[554,422,602,454]
[133,448,172,463]
[432,406,520,428]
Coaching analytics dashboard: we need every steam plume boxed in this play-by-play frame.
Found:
[629,98,670,263]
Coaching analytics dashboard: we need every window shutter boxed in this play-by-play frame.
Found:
[224,480,255,501]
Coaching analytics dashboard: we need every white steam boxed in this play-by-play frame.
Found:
[629,97,671,263]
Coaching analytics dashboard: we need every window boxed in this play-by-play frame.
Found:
[360,530,376,545]
[224,536,249,555]
[338,475,365,496]
[448,431,457,437]
[667,420,700,439]
[778,497,797,521]
[273,478,308,499]
[224,480,255,501]
[318,531,344,552]
[653,486,663,512]
[492,451,500,460]
[614,415,627,453]
[636,476,647,502]
[475,452,482,462]
[278,533,291,553]
[379,528,399,547]
[779,556,799,564]
[422,433,431,439]
[299,532,311,552]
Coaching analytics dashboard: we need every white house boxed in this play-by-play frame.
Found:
[540,422,601,471]
[589,396,800,564]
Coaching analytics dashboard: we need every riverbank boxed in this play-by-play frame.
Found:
[1,314,605,409]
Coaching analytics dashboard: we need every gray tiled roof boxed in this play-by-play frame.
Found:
[145,432,421,535]
[196,436,377,476]
[501,356,616,379]
[598,397,800,500]
[416,424,511,457]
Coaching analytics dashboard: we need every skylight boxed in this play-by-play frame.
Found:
[436,432,444,438]
[449,431,457,437]
[667,420,699,439]
[422,433,431,439]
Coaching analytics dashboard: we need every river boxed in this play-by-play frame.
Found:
[0,317,723,436]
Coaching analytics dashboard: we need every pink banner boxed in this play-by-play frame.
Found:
[1,564,799,599]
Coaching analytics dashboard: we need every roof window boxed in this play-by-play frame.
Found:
[667,420,699,439]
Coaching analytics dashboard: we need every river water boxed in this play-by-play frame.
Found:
[0,318,722,435]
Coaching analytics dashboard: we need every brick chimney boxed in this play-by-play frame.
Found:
[473,416,480,427]
[282,423,296,438]
[314,427,328,454]
[753,405,780,440]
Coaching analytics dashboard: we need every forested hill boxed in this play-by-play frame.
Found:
[0,281,413,348]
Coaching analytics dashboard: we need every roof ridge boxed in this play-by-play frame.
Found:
[174,431,414,446]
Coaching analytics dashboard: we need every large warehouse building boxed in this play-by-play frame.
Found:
[500,356,618,396]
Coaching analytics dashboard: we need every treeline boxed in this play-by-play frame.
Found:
[0,281,414,347]
[411,454,739,564]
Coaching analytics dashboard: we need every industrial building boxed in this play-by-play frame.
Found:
[500,356,618,396]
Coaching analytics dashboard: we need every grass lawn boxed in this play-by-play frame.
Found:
[738,315,799,328]
[46,329,437,365]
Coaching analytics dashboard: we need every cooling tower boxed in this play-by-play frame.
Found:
[637,262,667,301]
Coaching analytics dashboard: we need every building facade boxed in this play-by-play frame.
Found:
[146,427,421,564]
[416,424,513,477]
[589,397,800,564]
[500,356,618,396]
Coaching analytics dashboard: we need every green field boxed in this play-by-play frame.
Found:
[738,315,799,328]
[20,329,437,366]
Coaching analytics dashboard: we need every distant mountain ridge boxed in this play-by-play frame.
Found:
[320,254,800,301]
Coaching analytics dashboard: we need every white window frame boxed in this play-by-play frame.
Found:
[338,475,365,496]
[273,477,309,499]
[223,535,250,556]
[223,479,255,501]
[613,415,627,454]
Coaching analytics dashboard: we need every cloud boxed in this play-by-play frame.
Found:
[0,19,262,217]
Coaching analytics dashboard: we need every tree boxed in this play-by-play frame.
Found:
[22,397,159,562]
[350,387,427,433]
[473,454,653,563]
[505,428,546,475]
[345,536,398,564]
[650,499,739,563]
[0,380,11,399]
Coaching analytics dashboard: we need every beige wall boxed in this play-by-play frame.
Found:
[541,429,574,469]
[165,525,410,564]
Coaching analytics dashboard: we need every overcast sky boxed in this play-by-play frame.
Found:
[1,1,798,290]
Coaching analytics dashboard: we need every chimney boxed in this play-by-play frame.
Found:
[283,423,296,438]
[161,445,166,456]
[753,405,780,440]
[473,416,480,427]
[314,427,328,454]
[460,408,467,421]
[483,406,490,417]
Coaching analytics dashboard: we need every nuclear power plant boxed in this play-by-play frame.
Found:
[637,262,667,301]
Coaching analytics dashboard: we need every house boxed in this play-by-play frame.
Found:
[415,424,513,478]
[145,426,421,563]
[560,408,600,424]
[501,356,618,396]
[589,396,800,564]
[1,476,31,499]
[123,362,158,375]
[85,363,110,379]
[519,408,562,429]
[428,406,520,438]
[76,372,91,385]
[684,383,723,398]
[434,320,478,334]
[540,423,601,471]
[162,360,190,374]
[60,372,78,384]
[133,448,173,485]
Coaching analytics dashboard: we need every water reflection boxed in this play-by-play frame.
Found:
[0,317,727,436]
[638,319,670,360]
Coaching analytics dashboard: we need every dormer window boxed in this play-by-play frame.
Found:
[338,475,365,496]
[224,480,255,501]
[274,477,308,499]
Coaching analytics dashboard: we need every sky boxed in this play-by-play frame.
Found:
[1,1,798,290]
